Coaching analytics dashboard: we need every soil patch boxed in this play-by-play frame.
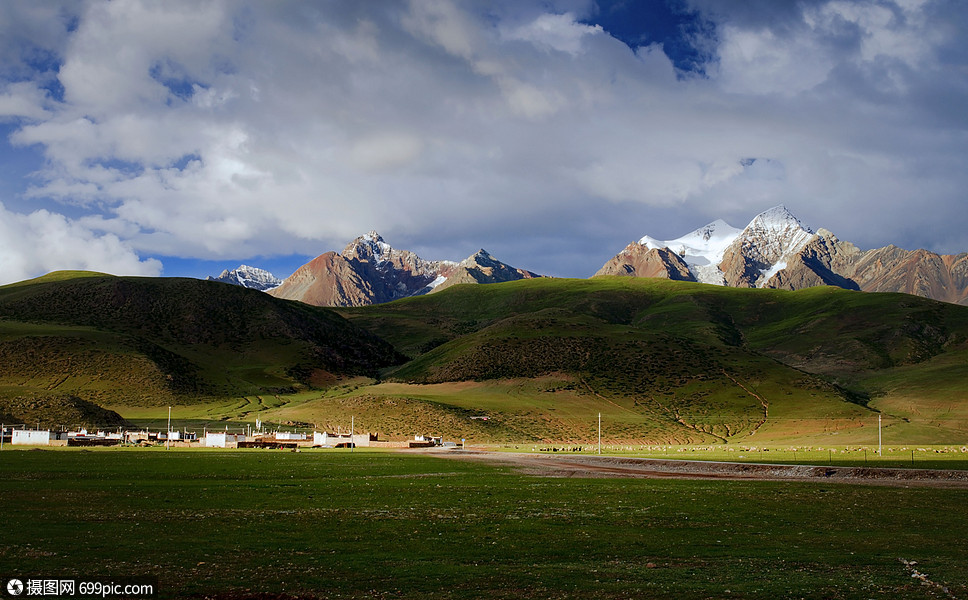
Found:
[432,449,968,489]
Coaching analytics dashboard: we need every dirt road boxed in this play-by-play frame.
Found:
[432,449,968,489]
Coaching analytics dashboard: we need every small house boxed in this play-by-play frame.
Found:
[205,432,245,448]
[12,429,54,445]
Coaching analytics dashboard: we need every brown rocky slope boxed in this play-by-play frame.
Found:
[270,232,540,307]
[597,207,968,305]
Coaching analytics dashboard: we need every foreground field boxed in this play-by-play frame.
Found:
[1,449,966,599]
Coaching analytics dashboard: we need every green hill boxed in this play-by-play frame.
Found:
[0,272,403,418]
[4,273,966,443]
[0,395,126,430]
[323,278,968,444]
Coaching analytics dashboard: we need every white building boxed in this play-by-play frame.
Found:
[275,432,307,441]
[12,430,53,445]
[313,432,373,447]
[205,432,245,448]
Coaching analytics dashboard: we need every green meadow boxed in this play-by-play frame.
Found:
[1,448,966,599]
[3,274,968,449]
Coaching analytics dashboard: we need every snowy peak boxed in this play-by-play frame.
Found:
[636,218,742,284]
[343,230,393,261]
[602,205,820,288]
[599,204,968,304]
[687,219,741,244]
[742,205,813,239]
[726,205,816,287]
[639,219,742,261]
[206,265,282,291]
[430,248,540,294]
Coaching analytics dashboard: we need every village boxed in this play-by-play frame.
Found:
[0,424,458,450]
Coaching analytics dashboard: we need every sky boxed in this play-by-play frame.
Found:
[0,0,966,284]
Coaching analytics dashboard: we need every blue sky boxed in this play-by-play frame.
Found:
[0,0,966,283]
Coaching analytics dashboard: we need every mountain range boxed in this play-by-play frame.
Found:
[209,206,968,307]
[266,231,539,307]
[596,205,968,305]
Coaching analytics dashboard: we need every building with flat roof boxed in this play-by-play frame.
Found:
[11,429,54,445]
[205,432,245,448]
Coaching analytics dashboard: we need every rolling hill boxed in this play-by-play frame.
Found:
[0,272,403,425]
[324,277,968,444]
[3,272,966,444]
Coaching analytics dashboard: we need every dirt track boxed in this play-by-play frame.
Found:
[433,449,968,489]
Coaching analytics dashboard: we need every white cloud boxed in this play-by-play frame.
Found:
[0,200,162,284]
[57,0,229,113]
[0,0,964,281]
[401,0,479,60]
[349,133,424,172]
[0,81,51,120]
[502,12,604,55]
[715,26,836,95]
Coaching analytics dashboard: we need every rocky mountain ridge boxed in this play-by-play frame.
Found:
[597,206,968,305]
[267,232,539,307]
[206,265,282,291]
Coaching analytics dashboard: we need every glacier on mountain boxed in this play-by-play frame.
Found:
[631,205,814,287]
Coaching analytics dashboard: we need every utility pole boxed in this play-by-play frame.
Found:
[878,414,882,457]
[167,406,171,450]
[351,415,354,452]
[598,412,601,455]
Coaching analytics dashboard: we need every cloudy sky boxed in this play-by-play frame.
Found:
[1,0,966,283]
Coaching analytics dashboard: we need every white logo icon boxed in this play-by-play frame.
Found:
[6,579,24,596]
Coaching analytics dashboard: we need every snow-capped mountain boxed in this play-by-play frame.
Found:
[268,232,539,307]
[719,205,815,288]
[206,265,283,291]
[598,206,968,305]
[598,206,811,287]
[638,219,743,285]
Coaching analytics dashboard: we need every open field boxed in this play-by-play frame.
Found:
[2,448,967,599]
[497,445,968,471]
[448,449,968,487]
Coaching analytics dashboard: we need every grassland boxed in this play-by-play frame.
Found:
[3,273,967,446]
[331,278,968,445]
[1,448,966,599]
[0,273,401,425]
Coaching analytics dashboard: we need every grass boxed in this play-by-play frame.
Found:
[508,445,968,471]
[103,373,968,447]
[332,278,968,445]
[4,274,968,446]
[0,273,402,416]
[1,448,966,599]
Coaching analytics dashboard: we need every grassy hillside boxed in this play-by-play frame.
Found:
[5,272,966,443]
[0,395,126,429]
[0,272,403,418]
[329,278,968,444]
